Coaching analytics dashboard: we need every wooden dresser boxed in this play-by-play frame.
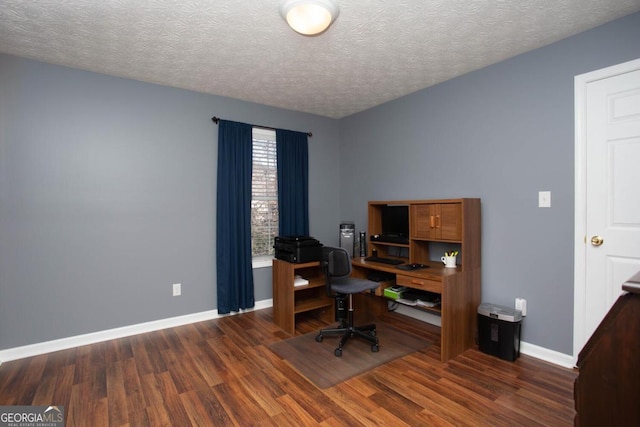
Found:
[574,271,640,426]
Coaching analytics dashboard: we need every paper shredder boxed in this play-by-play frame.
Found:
[477,303,522,361]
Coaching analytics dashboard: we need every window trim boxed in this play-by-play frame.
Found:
[252,255,274,269]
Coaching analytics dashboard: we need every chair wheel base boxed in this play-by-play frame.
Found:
[317,323,378,357]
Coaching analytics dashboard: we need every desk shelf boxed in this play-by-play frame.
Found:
[294,293,333,314]
[392,299,442,315]
[370,241,409,249]
[272,259,333,335]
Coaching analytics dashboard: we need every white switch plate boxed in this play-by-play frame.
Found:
[538,191,551,208]
[173,283,181,296]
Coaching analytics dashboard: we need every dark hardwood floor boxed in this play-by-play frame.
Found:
[0,308,577,426]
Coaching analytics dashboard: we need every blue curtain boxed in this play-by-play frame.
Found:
[276,129,309,236]
[216,120,255,314]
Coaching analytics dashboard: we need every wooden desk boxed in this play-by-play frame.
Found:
[272,198,480,358]
[352,257,480,362]
[272,256,480,361]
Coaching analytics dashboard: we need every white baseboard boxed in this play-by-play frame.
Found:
[0,298,574,370]
[519,340,575,369]
[0,299,273,365]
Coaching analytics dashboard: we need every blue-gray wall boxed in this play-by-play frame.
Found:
[1,12,639,355]
[0,55,340,349]
[339,12,640,354]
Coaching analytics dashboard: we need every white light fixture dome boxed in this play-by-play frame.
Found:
[280,0,340,36]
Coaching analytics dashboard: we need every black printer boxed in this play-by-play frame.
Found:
[274,236,323,263]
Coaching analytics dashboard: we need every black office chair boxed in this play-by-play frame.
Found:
[315,247,380,356]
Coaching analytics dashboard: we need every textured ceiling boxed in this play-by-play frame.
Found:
[1,0,639,119]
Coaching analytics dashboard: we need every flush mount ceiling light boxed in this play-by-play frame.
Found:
[280,0,340,36]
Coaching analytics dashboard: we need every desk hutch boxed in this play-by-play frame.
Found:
[272,198,481,362]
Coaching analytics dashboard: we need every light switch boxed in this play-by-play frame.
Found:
[538,191,551,208]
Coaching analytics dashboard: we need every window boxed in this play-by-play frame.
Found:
[251,128,278,258]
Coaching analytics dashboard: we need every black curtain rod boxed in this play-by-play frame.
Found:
[211,116,312,137]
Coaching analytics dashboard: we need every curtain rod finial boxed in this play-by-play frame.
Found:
[212,116,219,123]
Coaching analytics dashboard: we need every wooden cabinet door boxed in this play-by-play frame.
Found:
[411,203,461,241]
[438,203,462,241]
[411,204,433,238]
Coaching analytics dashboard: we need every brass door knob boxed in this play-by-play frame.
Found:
[590,236,604,246]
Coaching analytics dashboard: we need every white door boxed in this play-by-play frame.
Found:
[574,59,640,361]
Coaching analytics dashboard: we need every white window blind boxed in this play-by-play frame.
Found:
[251,128,278,257]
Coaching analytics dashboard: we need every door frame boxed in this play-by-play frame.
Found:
[573,58,640,362]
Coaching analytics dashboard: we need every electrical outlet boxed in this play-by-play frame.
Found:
[173,283,181,296]
[515,297,527,316]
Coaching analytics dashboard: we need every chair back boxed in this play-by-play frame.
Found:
[321,247,351,295]
[323,247,352,278]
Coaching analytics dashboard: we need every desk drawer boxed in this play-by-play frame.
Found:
[396,275,442,293]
